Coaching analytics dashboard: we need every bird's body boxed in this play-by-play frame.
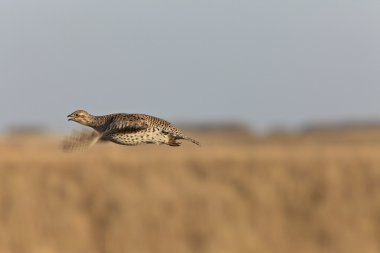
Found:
[105,127,169,146]
[64,110,200,151]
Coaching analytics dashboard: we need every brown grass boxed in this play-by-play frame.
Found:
[1,132,380,253]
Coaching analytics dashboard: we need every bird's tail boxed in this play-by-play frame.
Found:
[168,134,201,147]
[185,136,201,146]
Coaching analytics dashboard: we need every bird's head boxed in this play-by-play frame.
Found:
[67,110,93,125]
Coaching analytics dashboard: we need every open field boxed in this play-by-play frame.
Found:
[1,131,380,253]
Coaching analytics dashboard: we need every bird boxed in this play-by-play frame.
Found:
[63,109,200,151]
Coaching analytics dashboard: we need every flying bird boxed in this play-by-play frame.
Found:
[63,110,200,151]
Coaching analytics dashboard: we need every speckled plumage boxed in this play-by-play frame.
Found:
[63,110,200,151]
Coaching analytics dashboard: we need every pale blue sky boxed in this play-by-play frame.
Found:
[1,0,380,132]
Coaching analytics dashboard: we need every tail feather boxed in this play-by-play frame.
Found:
[185,137,201,146]
[167,134,201,147]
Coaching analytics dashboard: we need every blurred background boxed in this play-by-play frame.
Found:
[1,1,380,253]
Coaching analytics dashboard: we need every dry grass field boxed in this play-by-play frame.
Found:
[1,130,380,253]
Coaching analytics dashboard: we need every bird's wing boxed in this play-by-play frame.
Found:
[62,130,102,152]
[104,114,150,133]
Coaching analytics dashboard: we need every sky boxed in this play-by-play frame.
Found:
[1,0,380,132]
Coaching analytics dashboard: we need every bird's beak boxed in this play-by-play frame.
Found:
[67,114,73,121]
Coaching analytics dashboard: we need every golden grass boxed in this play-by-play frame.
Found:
[1,132,380,253]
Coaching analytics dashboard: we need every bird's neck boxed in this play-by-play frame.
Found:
[88,115,109,132]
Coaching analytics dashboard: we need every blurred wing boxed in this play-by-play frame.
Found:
[62,130,102,152]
